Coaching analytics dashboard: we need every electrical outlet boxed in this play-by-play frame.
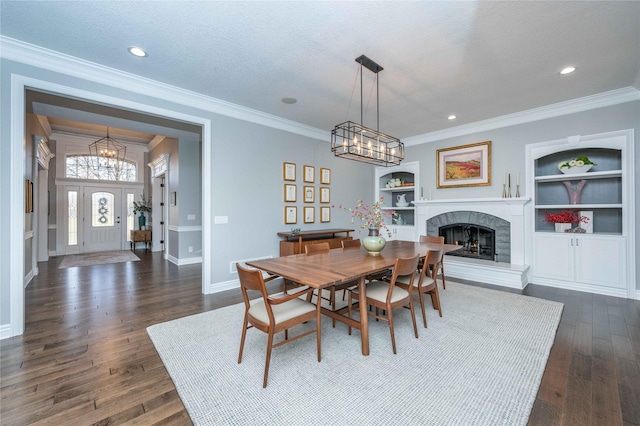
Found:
[188,246,193,253]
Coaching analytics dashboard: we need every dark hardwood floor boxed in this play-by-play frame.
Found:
[1,252,639,425]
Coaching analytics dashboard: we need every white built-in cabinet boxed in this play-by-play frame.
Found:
[375,161,419,241]
[526,129,635,298]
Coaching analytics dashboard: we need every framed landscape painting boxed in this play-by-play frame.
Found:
[436,141,491,188]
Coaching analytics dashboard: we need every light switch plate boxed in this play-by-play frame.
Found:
[214,216,228,224]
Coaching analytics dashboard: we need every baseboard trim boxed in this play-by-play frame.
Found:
[166,254,202,266]
[531,277,630,299]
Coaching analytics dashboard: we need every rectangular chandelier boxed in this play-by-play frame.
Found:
[331,120,404,167]
[331,55,404,167]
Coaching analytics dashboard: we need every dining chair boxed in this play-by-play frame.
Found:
[419,235,447,289]
[236,263,321,388]
[347,254,420,354]
[305,242,351,327]
[396,248,444,328]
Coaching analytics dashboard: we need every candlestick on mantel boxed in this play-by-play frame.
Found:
[421,187,423,197]
[516,172,520,186]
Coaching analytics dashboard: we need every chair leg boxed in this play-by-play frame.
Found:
[432,286,443,317]
[237,315,248,364]
[408,298,419,339]
[388,308,397,354]
[330,287,336,328]
[347,292,353,335]
[263,330,275,388]
[316,302,322,362]
[418,290,428,328]
[441,263,446,289]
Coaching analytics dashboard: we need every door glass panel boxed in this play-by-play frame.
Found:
[92,192,114,227]
[126,193,134,241]
[68,191,78,246]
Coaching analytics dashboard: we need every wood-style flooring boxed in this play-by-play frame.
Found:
[1,251,639,425]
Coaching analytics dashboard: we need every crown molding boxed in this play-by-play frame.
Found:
[403,86,640,146]
[0,36,329,142]
[3,36,637,147]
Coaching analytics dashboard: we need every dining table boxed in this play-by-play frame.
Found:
[246,240,459,356]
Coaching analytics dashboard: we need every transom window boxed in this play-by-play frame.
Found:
[66,155,137,182]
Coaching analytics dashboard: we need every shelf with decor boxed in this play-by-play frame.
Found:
[375,161,419,241]
[526,129,634,298]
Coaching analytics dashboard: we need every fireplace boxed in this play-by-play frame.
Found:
[413,198,530,289]
[440,223,495,261]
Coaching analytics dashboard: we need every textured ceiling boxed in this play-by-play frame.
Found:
[2,1,640,140]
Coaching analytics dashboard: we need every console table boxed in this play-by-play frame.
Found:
[277,228,354,256]
[130,230,151,251]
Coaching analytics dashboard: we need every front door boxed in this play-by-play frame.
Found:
[83,187,122,252]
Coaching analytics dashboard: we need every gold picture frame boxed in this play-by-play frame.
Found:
[284,184,296,202]
[284,206,297,224]
[303,165,315,183]
[320,206,331,223]
[283,162,296,181]
[320,187,330,204]
[304,206,315,223]
[303,186,314,203]
[320,168,331,184]
[436,141,491,188]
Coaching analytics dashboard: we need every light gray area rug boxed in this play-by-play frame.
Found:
[58,250,140,268]
[147,282,563,425]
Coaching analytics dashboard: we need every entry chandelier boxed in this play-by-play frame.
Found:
[88,127,126,175]
[331,55,404,167]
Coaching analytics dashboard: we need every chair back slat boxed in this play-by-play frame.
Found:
[420,235,444,244]
[236,263,269,300]
[341,239,361,248]
[305,242,331,254]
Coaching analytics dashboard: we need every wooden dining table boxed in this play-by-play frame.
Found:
[246,240,459,356]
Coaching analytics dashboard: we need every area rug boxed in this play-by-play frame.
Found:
[58,250,140,268]
[147,282,563,425]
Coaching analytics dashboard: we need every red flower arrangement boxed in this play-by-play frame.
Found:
[543,209,589,225]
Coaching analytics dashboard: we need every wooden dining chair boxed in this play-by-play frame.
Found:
[396,248,444,328]
[341,239,361,249]
[347,254,420,354]
[236,263,321,388]
[419,235,447,289]
[305,242,351,327]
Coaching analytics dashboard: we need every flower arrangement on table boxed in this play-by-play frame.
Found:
[557,155,597,173]
[543,209,589,225]
[132,195,152,215]
[337,197,397,238]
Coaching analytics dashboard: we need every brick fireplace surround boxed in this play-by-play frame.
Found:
[413,198,531,289]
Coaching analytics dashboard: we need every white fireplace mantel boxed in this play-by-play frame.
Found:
[413,197,531,288]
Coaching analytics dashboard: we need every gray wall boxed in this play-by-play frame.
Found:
[405,100,640,289]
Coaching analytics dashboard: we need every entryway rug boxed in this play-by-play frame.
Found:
[58,250,140,269]
[147,282,563,425]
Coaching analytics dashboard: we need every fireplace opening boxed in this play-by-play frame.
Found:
[439,223,495,261]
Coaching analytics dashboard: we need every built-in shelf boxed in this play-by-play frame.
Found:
[380,186,415,191]
[535,204,622,209]
[535,170,622,182]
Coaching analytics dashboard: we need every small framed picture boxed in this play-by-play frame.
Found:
[320,187,330,203]
[303,186,315,203]
[285,206,297,224]
[283,162,296,181]
[320,206,331,223]
[303,165,315,183]
[320,168,331,184]
[284,184,296,202]
[304,206,315,223]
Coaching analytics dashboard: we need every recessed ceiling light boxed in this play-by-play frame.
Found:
[281,97,297,104]
[128,47,148,57]
[560,66,576,75]
[448,115,457,120]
